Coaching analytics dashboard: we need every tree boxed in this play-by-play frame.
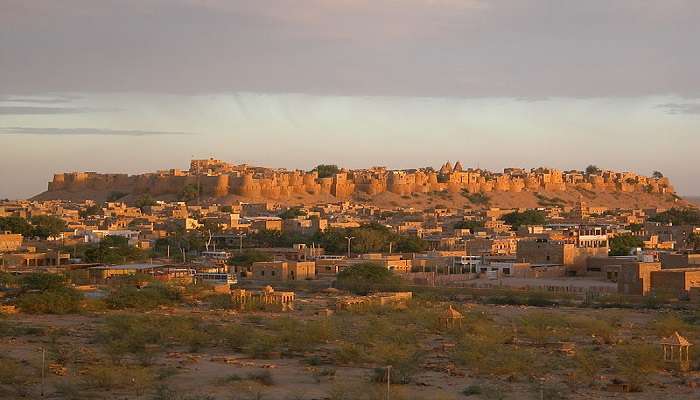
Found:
[20,273,66,291]
[585,165,602,175]
[79,204,103,218]
[228,250,273,266]
[179,184,199,203]
[106,191,128,202]
[313,164,340,179]
[652,171,664,179]
[394,236,428,253]
[135,194,156,211]
[453,220,484,231]
[502,210,546,230]
[83,236,146,264]
[335,262,402,295]
[278,207,306,220]
[688,232,700,251]
[0,216,33,236]
[609,235,644,256]
[648,208,700,225]
[30,215,67,239]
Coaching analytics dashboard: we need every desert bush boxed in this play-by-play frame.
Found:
[453,335,535,377]
[568,315,616,344]
[243,332,283,358]
[0,319,44,336]
[207,293,235,309]
[368,342,422,384]
[52,381,85,400]
[98,314,215,363]
[247,370,274,386]
[19,272,66,290]
[221,324,254,351]
[266,317,336,354]
[572,349,605,385]
[0,356,27,386]
[613,344,661,390]
[462,384,482,396]
[104,283,181,310]
[334,342,367,364]
[82,363,154,391]
[16,286,83,314]
[649,314,691,337]
[518,311,568,345]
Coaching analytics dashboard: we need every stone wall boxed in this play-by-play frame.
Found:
[46,161,676,201]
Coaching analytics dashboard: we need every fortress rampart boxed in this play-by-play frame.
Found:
[45,159,675,200]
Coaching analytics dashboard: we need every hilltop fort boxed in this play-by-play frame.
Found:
[35,158,680,208]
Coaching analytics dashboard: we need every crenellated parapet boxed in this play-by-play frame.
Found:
[45,159,677,201]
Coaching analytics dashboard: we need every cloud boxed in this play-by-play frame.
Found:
[1,1,698,98]
[0,127,192,136]
[0,106,115,115]
[657,103,700,115]
[0,94,82,104]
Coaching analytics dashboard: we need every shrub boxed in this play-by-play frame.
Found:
[609,235,644,256]
[573,349,604,385]
[462,385,482,396]
[20,272,66,290]
[97,314,214,363]
[16,286,83,314]
[613,344,661,389]
[453,335,535,377]
[207,293,235,310]
[336,262,403,295]
[104,283,181,310]
[247,370,274,386]
[518,312,568,345]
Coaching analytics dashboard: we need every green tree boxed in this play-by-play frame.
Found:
[453,220,484,231]
[79,204,103,218]
[652,171,664,179]
[228,250,273,266]
[17,287,83,314]
[609,234,644,256]
[30,215,67,239]
[84,236,146,264]
[278,207,306,220]
[106,191,128,202]
[313,164,340,179]
[335,262,403,295]
[648,208,700,225]
[179,184,199,203]
[135,194,156,211]
[0,216,33,236]
[394,236,428,253]
[502,210,546,230]
[585,165,602,175]
[20,272,66,291]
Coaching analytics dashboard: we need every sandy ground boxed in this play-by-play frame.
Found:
[2,300,699,400]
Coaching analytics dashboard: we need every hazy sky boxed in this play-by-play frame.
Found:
[1,0,699,198]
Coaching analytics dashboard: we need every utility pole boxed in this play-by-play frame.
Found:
[386,365,392,400]
[41,347,45,397]
[237,233,246,253]
[388,241,393,255]
[344,236,355,258]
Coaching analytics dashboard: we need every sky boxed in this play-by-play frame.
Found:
[1,0,699,199]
